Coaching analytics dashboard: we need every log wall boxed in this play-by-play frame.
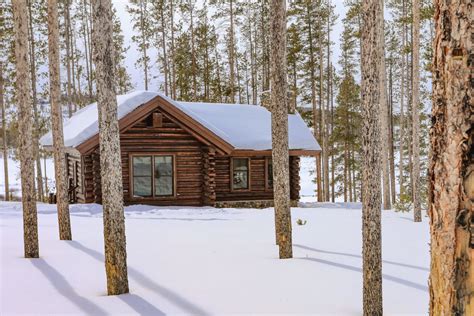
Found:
[77,107,302,206]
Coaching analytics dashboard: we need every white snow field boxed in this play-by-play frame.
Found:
[0,202,429,315]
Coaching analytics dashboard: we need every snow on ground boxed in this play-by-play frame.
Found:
[1,202,429,315]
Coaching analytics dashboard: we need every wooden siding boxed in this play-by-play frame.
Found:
[214,155,300,202]
[82,108,204,206]
[76,107,302,206]
[65,152,84,203]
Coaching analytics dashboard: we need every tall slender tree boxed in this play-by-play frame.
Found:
[411,0,421,222]
[270,0,292,259]
[361,0,383,313]
[429,0,472,313]
[379,0,391,210]
[0,62,8,201]
[48,0,72,240]
[92,0,129,295]
[12,0,39,258]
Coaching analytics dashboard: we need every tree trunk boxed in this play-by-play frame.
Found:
[270,0,292,259]
[159,1,168,96]
[170,0,177,99]
[399,0,406,197]
[82,0,93,99]
[429,0,473,313]
[27,0,44,202]
[228,0,236,103]
[92,0,129,295]
[139,0,148,91]
[48,0,72,241]
[411,0,421,222]
[0,63,9,201]
[388,54,396,204]
[361,0,383,313]
[64,0,73,117]
[12,0,39,258]
[189,2,197,100]
[379,0,391,210]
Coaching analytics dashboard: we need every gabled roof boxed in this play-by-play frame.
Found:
[40,91,321,155]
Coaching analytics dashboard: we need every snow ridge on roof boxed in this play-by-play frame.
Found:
[40,90,320,152]
[40,91,160,148]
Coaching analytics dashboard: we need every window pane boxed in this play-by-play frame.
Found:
[133,177,152,197]
[155,156,173,196]
[267,159,273,188]
[233,158,249,189]
[133,156,152,176]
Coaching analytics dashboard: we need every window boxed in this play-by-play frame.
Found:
[232,158,249,190]
[154,156,173,196]
[266,158,273,189]
[132,155,174,198]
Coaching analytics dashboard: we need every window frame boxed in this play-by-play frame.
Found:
[230,157,251,192]
[129,153,177,200]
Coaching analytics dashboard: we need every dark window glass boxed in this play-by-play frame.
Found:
[267,159,273,188]
[233,158,249,190]
[133,156,152,197]
[154,156,173,196]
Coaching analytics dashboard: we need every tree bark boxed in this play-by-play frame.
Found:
[64,0,73,117]
[48,0,72,241]
[92,0,129,295]
[228,0,236,103]
[379,0,391,210]
[399,0,406,197]
[159,0,169,96]
[361,0,383,314]
[270,0,292,259]
[27,0,44,202]
[0,63,9,201]
[12,0,39,258]
[388,54,396,204]
[429,0,473,313]
[139,0,148,91]
[411,0,421,222]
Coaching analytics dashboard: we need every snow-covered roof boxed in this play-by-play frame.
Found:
[40,91,320,152]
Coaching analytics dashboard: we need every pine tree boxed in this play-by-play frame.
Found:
[0,62,8,201]
[112,6,132,94]
[48,0,72,241]
[127,0,151,90]
[270,0,292,259]
[92,0,129,295]
[361,0,383,313]
[379,0,391,210]
[12,0,39,258]
[429,0,472,313]
[411,0,421,222]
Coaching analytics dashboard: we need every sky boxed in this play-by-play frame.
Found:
[113,0,347,94]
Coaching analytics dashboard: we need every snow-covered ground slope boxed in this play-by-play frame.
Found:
[1,202,429,315]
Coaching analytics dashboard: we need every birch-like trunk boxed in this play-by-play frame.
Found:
[429,0,473,313]
[48,0,72,240]
[0,63,9,201]
[92,0,129,295]
[12,0,39,258]
[270,0,292,259]
[411,0,421,222]
[361,0,383,313]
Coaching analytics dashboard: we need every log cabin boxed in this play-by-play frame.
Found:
[40,91,321,207]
